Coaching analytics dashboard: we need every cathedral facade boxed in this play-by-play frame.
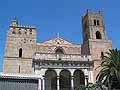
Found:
[0,10,112,90]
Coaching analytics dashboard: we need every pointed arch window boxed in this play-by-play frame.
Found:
[96,31,102,39]
[55,48,64,60]
[55,48,64,55]
[19,48,22,58]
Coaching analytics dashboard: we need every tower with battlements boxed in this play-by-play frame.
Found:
[3,17,37,73]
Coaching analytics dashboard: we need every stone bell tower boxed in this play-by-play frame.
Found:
[81,10,112,81]
[3,18,36,74]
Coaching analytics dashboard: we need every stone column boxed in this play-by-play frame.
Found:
[42,76,45,90]
[71,76,74,90]
[55,69,61,90]
[85,76,88,86]
[57,76,60,90]
[84,69,89,86]
[69,69,75,90]
[38,79,41,90]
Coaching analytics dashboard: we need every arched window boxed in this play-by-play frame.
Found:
[97,20,100,26]
[96,31,102,39]
[19,48,22,57]
[55,48,64,60]
[94,20,96,26]
[55,48,64,55]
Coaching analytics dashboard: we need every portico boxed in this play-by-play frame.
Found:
[33,53,93,90]
[37,68,92,90]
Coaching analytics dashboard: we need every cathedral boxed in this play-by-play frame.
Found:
[0,10,112,90]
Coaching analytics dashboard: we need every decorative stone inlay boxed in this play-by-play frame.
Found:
[34,53,92,61]
[33,59,93,69]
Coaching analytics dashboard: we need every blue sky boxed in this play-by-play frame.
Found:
[0,0,120,71]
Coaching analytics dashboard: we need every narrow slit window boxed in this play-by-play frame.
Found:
[101,52,104,59]
[18,65,20,73]
[97,20,100,26]
[19,48,22,57]
[94,20,96,26]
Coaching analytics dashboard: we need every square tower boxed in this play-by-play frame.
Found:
[82,9,107,42]
[81,10,112,81]
[3,18,37,73]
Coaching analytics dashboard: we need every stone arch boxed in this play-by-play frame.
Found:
[73,69,85,89]
[55,47,65,54]
[96,31,102,39]
[55,47,65,60]
[45,69,57,90]
[60,69,71,90]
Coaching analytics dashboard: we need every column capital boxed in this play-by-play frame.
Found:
[57,76,60,79]
[43,75,45,77]
[84,69,89,76]
[71,76,74,79]
[55,69,62,76]
[68,69,75,76]
[42,75,45,78]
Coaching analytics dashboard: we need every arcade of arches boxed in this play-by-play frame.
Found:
[40,69,87,90]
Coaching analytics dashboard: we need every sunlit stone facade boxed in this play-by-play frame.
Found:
[0,10,112,90]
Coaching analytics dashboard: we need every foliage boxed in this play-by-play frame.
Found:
[86,82,109,90]
[77,83,108,90]
[96,49,120,90]
[77,49,120,90]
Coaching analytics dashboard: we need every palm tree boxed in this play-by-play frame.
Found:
[96,49,120,90]
[86,82,108,90]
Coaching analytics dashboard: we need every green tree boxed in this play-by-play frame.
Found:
[96,49,120,90]
[86,82,108,90]
[78,83,108,90]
